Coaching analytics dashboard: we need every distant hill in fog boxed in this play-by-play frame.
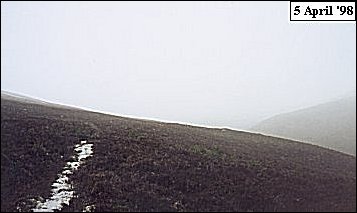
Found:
[251,96,356,155]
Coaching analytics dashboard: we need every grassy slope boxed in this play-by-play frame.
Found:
[1,97,356,212]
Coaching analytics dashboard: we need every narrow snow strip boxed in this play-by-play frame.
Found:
[31,140,93,212]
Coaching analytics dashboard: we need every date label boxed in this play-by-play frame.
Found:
[290,2,355,21]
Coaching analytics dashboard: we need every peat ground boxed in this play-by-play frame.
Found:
[1,96,356,212]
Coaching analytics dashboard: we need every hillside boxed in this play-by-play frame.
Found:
[1,92,356,212]
[1,91,76,110]
[251,96,356,156]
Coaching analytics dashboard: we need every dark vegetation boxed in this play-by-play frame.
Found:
[1,95,356,212]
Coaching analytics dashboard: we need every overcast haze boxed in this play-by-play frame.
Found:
[1,1,356,128]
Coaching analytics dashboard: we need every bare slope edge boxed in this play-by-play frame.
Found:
[1,90,79,110]
[1,91,356,212]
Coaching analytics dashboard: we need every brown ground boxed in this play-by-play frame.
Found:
[1,97,356,212]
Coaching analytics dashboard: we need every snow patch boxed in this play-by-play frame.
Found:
[31,140,93,212]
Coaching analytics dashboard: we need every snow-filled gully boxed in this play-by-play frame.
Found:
[30,140,94,212]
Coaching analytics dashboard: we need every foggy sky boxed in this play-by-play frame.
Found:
[1,1,356,128]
